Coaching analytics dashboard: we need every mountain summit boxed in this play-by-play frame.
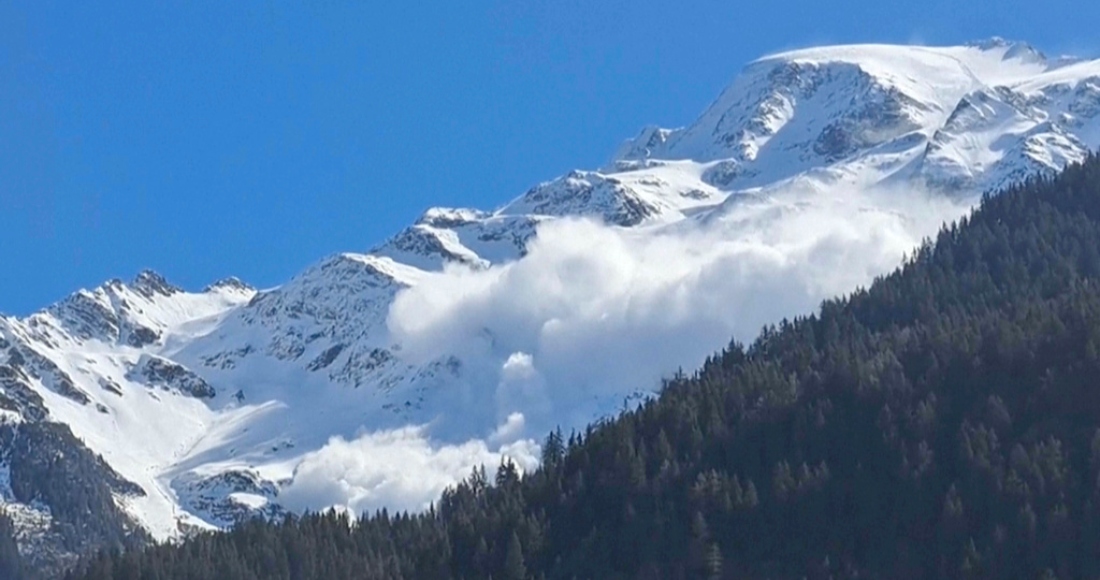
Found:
[614,39,1098,192]
[3,39,1100,569]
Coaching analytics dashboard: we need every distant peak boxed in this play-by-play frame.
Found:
[611,126,676,165]
[307,253,398,281]
[966,36,1013,50]
[416,207,487,228]
[204,277,255,294]
[966,37,1046,62]
[132,270,181,298]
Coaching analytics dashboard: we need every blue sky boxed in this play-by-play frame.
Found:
[2,0,1098,315]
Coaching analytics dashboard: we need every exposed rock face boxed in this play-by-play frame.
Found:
[173,470,283,529]
[9,345,90,406]
[132,270,182,299]
[0,276,255,568]
[204,277,255,294]
[0,361,147,575]
[306,344,345,372]
[127,355,216,399]
[0,365,47,423]
[500,171,662,226]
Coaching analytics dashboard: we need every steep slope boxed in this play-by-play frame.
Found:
[0,276,254,572]
[4,39,1100,567]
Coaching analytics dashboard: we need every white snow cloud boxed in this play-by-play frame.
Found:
[280,423,539,515]
[489,411,527,445]
[388,184,973,436]
[282,183,972,517]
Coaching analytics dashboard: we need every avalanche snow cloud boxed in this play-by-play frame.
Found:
[5,39,1100,549]
[279,425,539,515]
[292,184,970,516]
[388,185,971,437]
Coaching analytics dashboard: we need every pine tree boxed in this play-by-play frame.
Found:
[704,543,723,580]
[503,531,526,580]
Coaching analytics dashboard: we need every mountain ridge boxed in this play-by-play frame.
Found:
[3,38,1100,568]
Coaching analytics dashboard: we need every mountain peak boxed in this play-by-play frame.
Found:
[966,36,1046,63]
[966,36,1019,49]
[499,171,662,226]
[416,207,487,228]
[610,39,1086,194]
[204,277,255,294]
[132,269,181,298]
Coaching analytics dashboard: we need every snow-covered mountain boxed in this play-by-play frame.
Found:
[4,38,1100,567]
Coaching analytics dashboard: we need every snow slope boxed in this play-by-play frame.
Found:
[3,38,1100,560]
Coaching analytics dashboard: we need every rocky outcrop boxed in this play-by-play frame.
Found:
[173,470,283,528]
[127,355,216,399]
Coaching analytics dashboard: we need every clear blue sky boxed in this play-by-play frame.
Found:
[2,0,1098,315]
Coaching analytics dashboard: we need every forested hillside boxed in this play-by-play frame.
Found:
[63,154,1100,578]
